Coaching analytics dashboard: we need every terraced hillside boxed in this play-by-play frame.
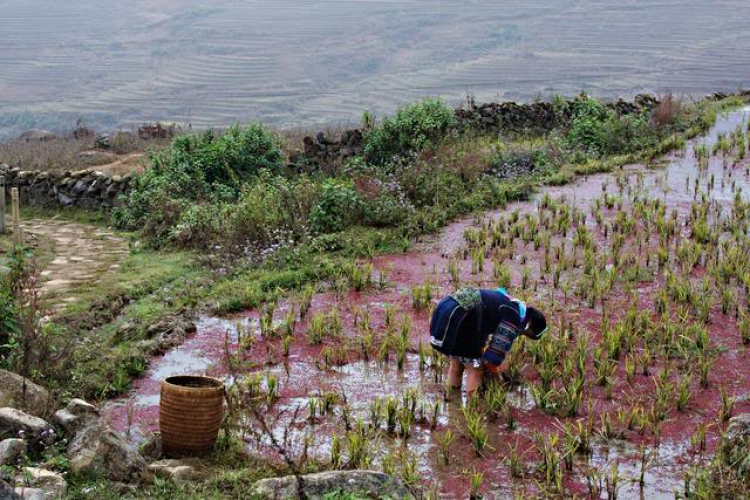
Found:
[1,0,749,138]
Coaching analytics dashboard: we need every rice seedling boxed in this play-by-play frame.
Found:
[395,334,409,370]
[429,401,440,430]
[720,386,734,422]
[471,248,485,275]
[306,312,326,345]
[585,466,603,498]
[364,399,382,431]
[377,266,390,290]
[346,419,373,469]
[307,397,318,423]
[676,375,692,412]
[560,422,579,471]
[463,405,489,457]
[651,371,674,422]
[259,301,277,338]
[398,404,414,439]
[507,440,525,478]
[593,347,617,386]
[384,303,396,329]
[435,429,454,465]
[560,376,585,416]
[411,281,433,310]
[385,397,398,434]
[359,330,373,360]
[321,346,334,368]
[521,266,531,290]
[721,288,737,316]
[691,421,710,454]
[493,261,512,288]
[625,354,636,383]
[698,353,713,388]
[448,256,461,286]
[399,450,420,488]
[739,311,750,345]
[639,347,652,376]
[534,431,562,492]
[282,335,291,357]
[265,373,279,405]
[330,435,342,468]
[484,380,507,419]
[598,412,623,440]
[469,470,484,500]
[605,460,621,500]
[349,262,374,291]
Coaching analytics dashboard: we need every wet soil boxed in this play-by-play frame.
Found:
[106,107,750,499]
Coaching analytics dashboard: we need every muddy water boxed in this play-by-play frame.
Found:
[106,107,750,499]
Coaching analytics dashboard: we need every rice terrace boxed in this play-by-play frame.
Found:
[1,2,750,500]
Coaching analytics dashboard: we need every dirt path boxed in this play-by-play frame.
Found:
[83,152,146,176]
[21,218,129,310]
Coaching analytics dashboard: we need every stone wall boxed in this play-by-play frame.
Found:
[292,129,365,172]
[292,94,661,172]
[0,164,131,210]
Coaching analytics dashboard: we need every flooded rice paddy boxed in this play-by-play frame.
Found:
[107,107,750,498]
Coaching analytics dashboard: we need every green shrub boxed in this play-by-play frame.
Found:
[364,98,457,166]
[566,96,654,156]
[168,125,283,186]
[172,173,318,260]
[309,179,361,234]
[0,253,22,361]
[114,123,283,246]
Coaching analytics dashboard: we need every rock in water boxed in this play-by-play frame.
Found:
[251,470,412,500]
[0,370,54,418]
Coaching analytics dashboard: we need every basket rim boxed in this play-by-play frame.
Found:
[162,375,224,391]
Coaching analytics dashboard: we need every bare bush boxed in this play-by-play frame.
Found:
[651,93,683,131]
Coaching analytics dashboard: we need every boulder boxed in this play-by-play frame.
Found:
[53,399,99,435]
[0,370,54,418]
[0,440,26,467]
[0,480,20,499]
[94,134,111,149]
[0,409,52,442]
[57,193,74,207]
[16,467,68,499]
[250,471,412,500]
[148,458,209,485]
[68,422,146,483]
[723,413,750,476]
[14,468,65,499]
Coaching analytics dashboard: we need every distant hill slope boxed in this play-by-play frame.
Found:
[1,0,749,139]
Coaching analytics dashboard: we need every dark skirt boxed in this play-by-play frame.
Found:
[429,296,484,359]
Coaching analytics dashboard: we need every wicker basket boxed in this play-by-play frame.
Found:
[160,375,225,457]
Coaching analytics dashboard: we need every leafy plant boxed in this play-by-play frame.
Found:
[364,98,457,166]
